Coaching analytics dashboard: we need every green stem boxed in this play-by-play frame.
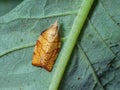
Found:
[49,0,94,90]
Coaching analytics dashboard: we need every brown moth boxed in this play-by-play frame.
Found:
[32,20,61,72]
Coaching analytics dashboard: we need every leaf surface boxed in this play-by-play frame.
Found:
[0,0,120,90]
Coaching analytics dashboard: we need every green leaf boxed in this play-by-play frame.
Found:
[0,0,120,90]
[0,0,23,17]
[49,0,94,89]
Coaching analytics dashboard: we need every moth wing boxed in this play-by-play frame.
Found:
[32,39,41,66]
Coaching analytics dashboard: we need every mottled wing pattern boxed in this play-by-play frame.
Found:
[32,21,61,72]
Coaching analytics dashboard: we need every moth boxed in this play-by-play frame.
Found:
[32,20,61,72]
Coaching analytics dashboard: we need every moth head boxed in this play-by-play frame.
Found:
[48,20,59,37]
[42,20,60,42]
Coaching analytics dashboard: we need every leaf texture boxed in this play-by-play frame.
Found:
[0,0,120,90]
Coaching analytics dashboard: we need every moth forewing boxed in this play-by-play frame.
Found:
[32,20,61,72]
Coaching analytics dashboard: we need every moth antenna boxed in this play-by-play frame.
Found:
[54,19,60,32]
[53,19,58,27]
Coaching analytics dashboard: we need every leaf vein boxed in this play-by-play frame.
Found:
[77,44,105,90]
